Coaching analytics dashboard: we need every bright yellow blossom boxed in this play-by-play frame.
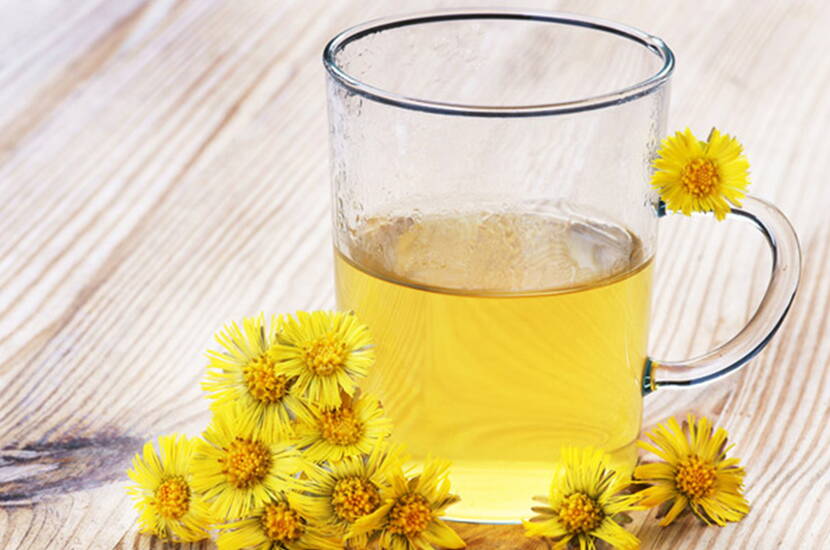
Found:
[651,128,750,220]
[126,434,213,542]
[347,457,464,550]
[216,491,341,550]
[524,447,641,550]
[203,314,312,439]
[272,311,374,408]
[306,444,405,547]
[635,415,750,526]
[191,404,303,519]
[296,393,392,463]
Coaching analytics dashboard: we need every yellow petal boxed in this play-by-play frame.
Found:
[660,496,688,526]
[425,520,466,548]
[634,462,675,481]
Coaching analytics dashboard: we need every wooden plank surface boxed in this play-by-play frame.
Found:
[1,0,828,548]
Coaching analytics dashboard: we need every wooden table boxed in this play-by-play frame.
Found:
[1,1,827,548]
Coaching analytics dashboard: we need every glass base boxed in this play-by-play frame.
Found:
[433,445,638,523]
[440,460,553,524]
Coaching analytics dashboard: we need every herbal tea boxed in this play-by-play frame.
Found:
[334,209,653,522]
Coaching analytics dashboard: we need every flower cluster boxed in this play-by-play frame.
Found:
[126,311,464,549]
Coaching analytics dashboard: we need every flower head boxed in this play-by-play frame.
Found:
[651,128,750,220]
[217,491,341,550]
[273,311,374,408]
[635,415,749,526]
[523,447,641,550]
[126,434,213,542]
[203,314,313,440]
[306,444,405,547]
[348,457,464,550]
[191,404,304,519]
[296,393,392,464]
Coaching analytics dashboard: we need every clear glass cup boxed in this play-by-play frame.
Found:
[323,9,800,523]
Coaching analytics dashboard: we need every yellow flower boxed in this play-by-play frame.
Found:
[191,404,304,519]
[126,434,213,542]
[347,457,464,550]
[273,311,374,408]
[635,415,750,526]
[651,127,750,220]
[523,447,641,550]
[306,444,405,547]
[203,314,312,439]
[296,393,393,463]
[217,491,341,550]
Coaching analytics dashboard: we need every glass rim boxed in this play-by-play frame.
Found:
[323,9,675,118]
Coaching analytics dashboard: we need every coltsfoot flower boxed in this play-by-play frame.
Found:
[651,127,750,220]
[203,313,312,439]
[524,447,641,550]
[126,434,213,542]
[273,311,374,408]
[306,444,405,547]
[347,457,464,550]
[217,491,340,550]
[296,393,392,463]
[635,415,750,526]
[191,404,303,519]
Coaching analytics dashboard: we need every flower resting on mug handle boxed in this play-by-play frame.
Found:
[651,127,750,220]
[634,415,750,526]
[523,447,641,550]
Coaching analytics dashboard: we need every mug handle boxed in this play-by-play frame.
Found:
[643,195,802,394]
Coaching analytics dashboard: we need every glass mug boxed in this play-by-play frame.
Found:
[323,10,800,523]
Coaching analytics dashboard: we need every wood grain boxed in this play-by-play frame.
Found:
[1,0,828,548]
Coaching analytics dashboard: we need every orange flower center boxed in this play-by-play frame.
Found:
[320,405,363,446]
[331,477,382,523]
[681,158,720,198]
[155,476,190,520]
[244,354,291,403]
[387,493,432,536]
[301,333,347,376]
[221,437,272,489]
[261,501,305,542]
[675,455,717,499]
[558,493,603,534]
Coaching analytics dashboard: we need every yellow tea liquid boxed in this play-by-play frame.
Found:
[334,210,652,522]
